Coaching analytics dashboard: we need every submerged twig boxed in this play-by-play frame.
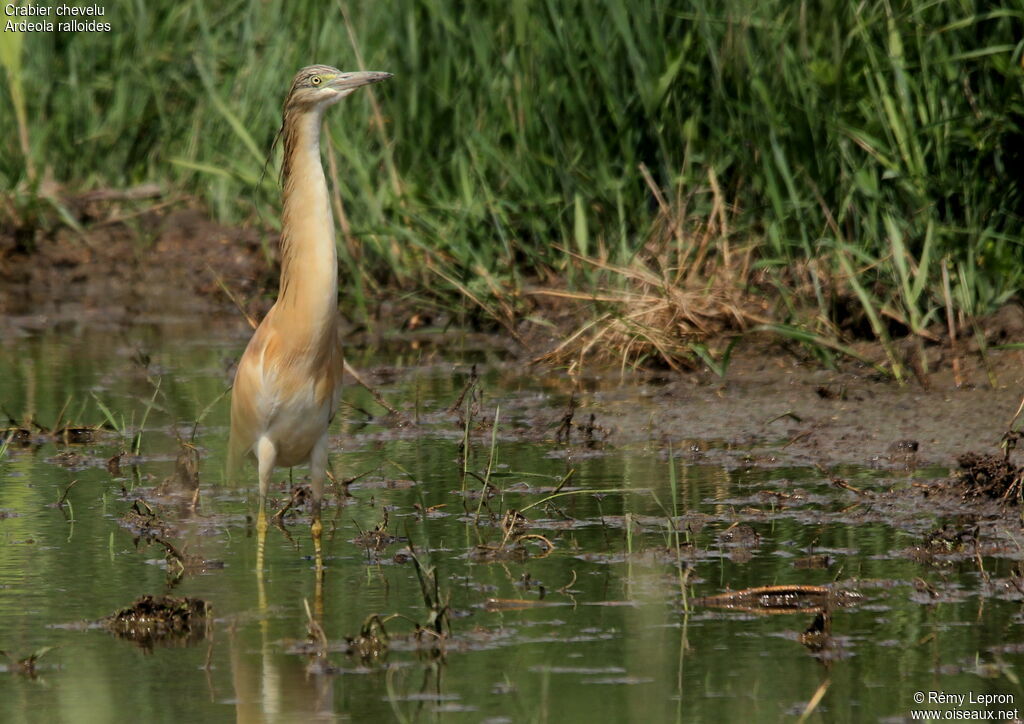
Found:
[56,479,78,507]
[797,679,831,723]
[304,598,328,659]
[272,485,311,523]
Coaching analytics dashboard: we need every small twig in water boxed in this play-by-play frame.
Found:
[551,469,575,496]
[764,411,802,425]
[516,534,555,558]
[57,479,79,507]
[783,429,813,448]
[797,679,831,723]
[831,478,866,496]
[303,598,328,658]
[974,546,990,585]
[272,485,310,523]
[557,570,578,594]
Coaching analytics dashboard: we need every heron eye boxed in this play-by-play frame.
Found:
[311,76,321,86]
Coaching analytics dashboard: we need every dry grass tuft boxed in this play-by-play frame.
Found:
[531,168,770,373]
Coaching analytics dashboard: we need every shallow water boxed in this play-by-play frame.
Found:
[0,321,1021,723]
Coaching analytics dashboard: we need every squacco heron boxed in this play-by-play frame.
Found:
[228,65,391,570]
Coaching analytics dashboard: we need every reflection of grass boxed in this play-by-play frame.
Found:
[2,1,1022,370]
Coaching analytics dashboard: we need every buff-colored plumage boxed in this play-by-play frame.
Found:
[228,65,391,569]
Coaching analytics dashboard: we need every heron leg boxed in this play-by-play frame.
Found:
[256,436,277,574]
[310,433,328,574]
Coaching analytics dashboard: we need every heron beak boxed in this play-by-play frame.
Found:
[328,71,393,91]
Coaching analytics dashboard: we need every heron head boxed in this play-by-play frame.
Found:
[285,65,392,112]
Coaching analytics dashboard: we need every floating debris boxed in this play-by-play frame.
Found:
[717,523,760,547]
[106,452,124,477]
[924,523,978,553]
[0,646,56,678]
[343,614,390,665]
[352,510,405,551]
[155,442,200,497]
[118,499,174,539]
[2,423,102,447]
[483,598,561,611]
[153,536,223,580]
[501,509,529,536]
[693,584,861,614]
[272,484,312,523]
[103,595,210,649]
[955,452,1022,504]
[793,554,832,570]
[887,438,920,457]
[470,534,555,563]
[469,544,529,563]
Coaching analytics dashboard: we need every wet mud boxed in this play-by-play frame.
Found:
[0,207,271,331]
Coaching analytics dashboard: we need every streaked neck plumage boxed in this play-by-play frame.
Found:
[277,106,339,358]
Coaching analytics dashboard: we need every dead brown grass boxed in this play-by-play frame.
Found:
[530,167,770,373]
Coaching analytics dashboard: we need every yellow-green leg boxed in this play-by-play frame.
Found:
[311,511,323,572]
[311,512,323,618]
[256,505,268,578]
[310,434,328,574]
[256,436,276,575]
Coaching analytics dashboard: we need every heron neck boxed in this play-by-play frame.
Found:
[278,107,339,345]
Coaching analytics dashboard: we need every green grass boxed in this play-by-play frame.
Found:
[2,0,1023,366]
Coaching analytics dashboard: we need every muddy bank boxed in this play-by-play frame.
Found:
[355,336,1024,471]
[0,206,271,332]
[561,345,1024,470]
